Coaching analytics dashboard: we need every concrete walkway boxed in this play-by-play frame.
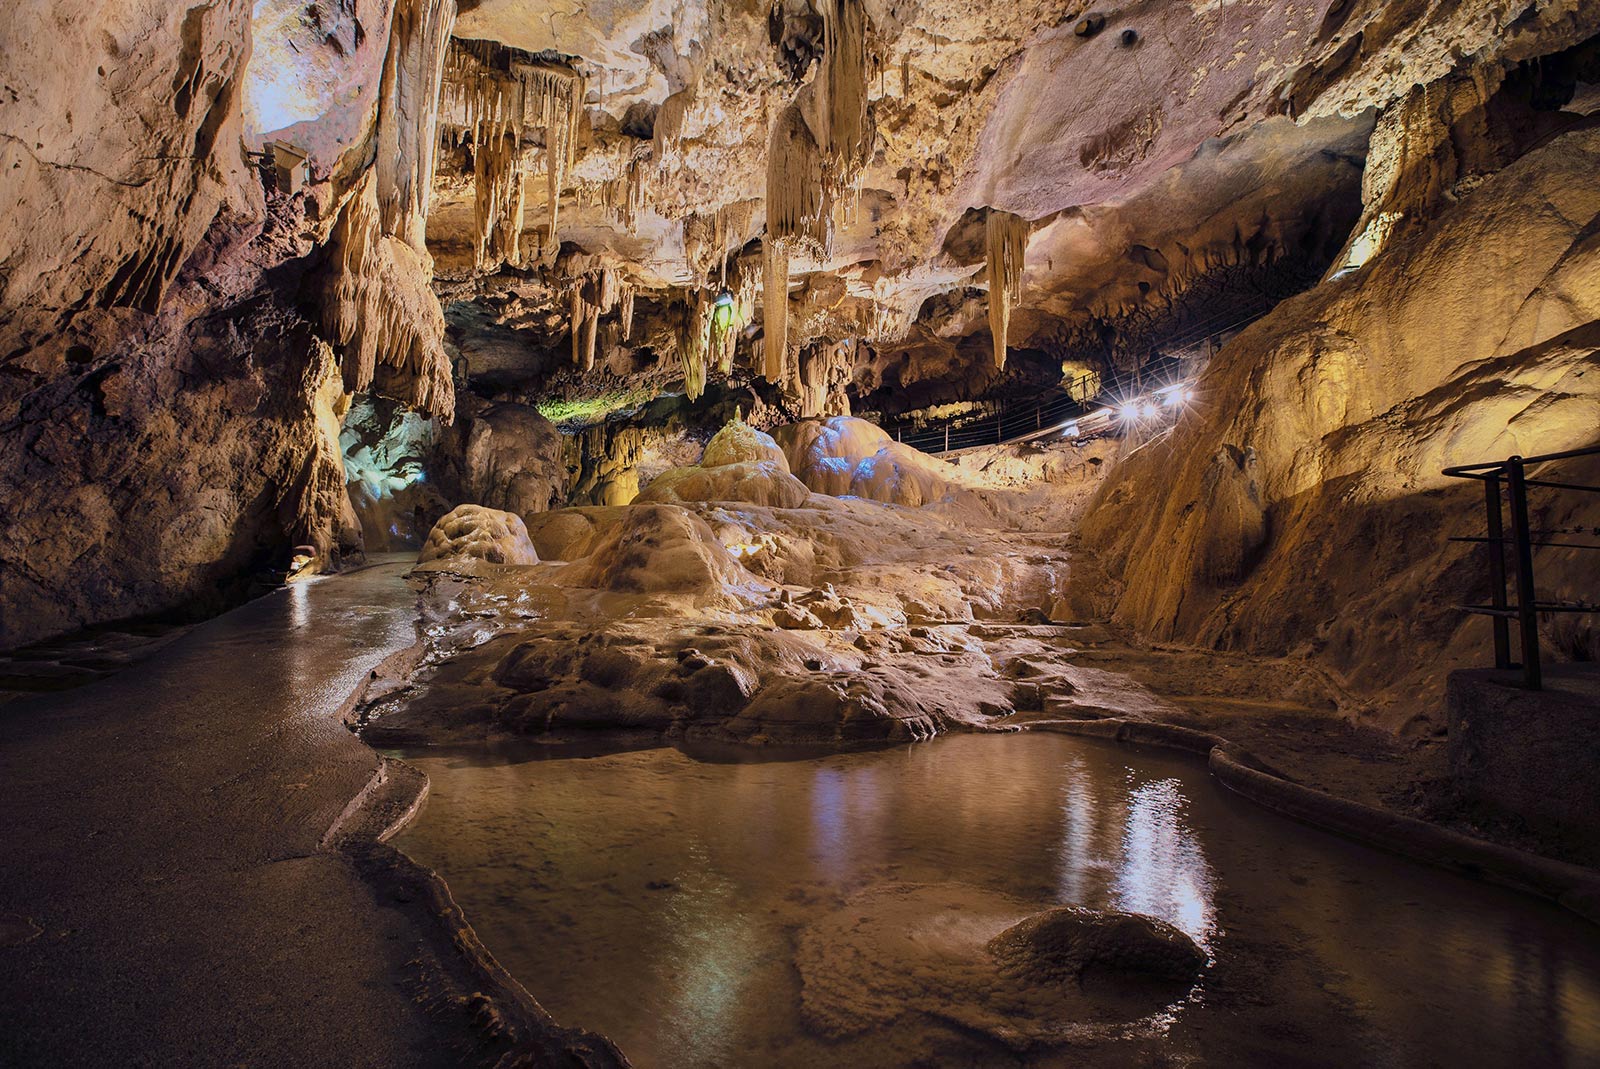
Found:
[0,561,541,1067]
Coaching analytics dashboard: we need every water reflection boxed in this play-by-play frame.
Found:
[1113,778,1215,946]
[395,734,1600,1069]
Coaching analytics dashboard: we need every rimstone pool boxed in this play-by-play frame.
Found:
[392,733,1600,1068]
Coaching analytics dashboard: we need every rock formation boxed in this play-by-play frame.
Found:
[417,503,539,566]
[1,0,1597,735]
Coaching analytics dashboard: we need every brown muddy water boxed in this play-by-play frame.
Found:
[391,734,1600,1068]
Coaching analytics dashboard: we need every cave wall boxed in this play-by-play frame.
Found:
[1080,125,1600,731]
[0,0,454,649]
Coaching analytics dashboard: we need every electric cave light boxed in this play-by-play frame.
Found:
[712,288,736,332]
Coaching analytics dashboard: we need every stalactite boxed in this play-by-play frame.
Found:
[819,0,871,181]
[679,289,714,401]
[579,306,599,371]
[766,106,829,256]
[762,239,789,384]
[619,282,636,341]
[653,88,694,168]
[683,214,718,283]
[377,0,457,250]
[472,125,523,269]
[986,209,1030,370]
[319,173,453,419]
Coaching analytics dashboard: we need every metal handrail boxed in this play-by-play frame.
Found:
[883,305,1272,455]
[1443,444,1600,690]
[888,359,1182,453]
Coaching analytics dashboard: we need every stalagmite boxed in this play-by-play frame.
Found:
[377,0,457,249]
[985,209,1030,370]
[798,340,854,418]
[762,239,789,384]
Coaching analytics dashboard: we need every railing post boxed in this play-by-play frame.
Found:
[1483,473,1511,669]
[943,424,949,453]
[1506,456,1542,690]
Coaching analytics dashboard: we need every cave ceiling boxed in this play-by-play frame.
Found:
[200,0,1599,417]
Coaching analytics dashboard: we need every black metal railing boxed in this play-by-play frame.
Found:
[1444,444,1600,690]
[886,358,1186,453]
[882,304,1272,455]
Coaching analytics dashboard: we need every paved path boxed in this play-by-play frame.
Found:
[0,560,474,1067]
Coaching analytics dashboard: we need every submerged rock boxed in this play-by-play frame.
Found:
[987,905,1207,986]
[795,883,1206,1052]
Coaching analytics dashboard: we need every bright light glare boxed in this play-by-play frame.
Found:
[1141,403,1157,419]
[1119,403,1140,421]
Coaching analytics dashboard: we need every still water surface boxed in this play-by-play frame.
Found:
[394,734,1600,1067]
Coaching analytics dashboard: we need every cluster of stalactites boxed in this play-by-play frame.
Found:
[986,209,1030,370]
[320,173,454,419]
[679,289,715,401]
[683,202,760,286]
[859,299,914,344]
[760,0,874,391]
[765,106,830,258]
[568,267,630,372]
[377,0,458,250]
[321,0,455,421]
[711,256,760,376]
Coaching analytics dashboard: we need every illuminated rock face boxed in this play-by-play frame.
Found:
[1081,127,1600,728]
[776,416,964,508]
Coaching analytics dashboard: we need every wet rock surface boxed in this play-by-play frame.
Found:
[796,884,1207,1050]
[362,431,1129,747]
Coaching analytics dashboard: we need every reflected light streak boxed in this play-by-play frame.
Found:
[1113,778,1216,947]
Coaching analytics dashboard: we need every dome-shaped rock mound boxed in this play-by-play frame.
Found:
[564,503,757,595]
[634,418,810,508]
[776,416,962,507]
[701,419,792,471]
[635,461,810,509]
[417,505,539,566]
[986,905,1207,987]
[775,416,893,496]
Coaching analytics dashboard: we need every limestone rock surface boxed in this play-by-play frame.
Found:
[417,504,539,566]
